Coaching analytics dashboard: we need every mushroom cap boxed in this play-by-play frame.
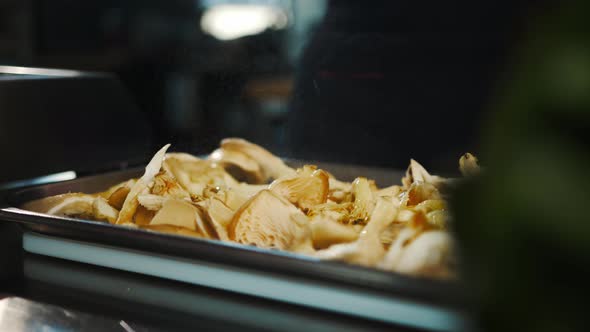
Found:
[269,165,329,211]
[117,144,170,224]
[208,147,265,184]
[229,190,309,250]
[150,199,197,231]
[220,138,295,181]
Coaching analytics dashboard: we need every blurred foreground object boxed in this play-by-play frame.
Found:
[452,1,590,331]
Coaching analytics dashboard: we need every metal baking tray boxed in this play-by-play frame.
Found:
[0,162,468,332]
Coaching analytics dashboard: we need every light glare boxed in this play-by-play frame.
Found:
[201,4,287,41]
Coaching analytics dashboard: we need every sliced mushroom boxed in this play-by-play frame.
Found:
[164,155,239,197]
[381,230,455,278]
[137,194,168,211]
[220,138,295,181]
[150,172,191,199]
[309,213,359,249]
[401,159,449,190]
[208,147,265,183]
[402,182,441,207]
[349,177,376,224]
[99,179,136,200]
[117,144,170,224]
[315,198,397,266]
[229,190,311,251]
[107,185,131,210]
[23,193,118,223]
[92,197,119,223]
[269,165,329,211]
[150,199,197,231]
[196,198,234,241]
[22,193,93,215]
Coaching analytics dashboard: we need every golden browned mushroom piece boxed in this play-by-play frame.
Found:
[269,165,329,211]
[229,190,312,252]
[117,144,170,224]
[219,138,296,182]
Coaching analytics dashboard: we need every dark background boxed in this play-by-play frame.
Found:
[1,0,529,180]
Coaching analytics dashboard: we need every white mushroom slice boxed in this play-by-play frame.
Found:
[164,156,239,197]
[379,227,418,269]
[150,172,190,199]
[208,148,265,183]
[211,188,252,211]
[92,197,119,223]
[150,199,197,231]
[315,198,397,266]
[401,159,449,190]
[376,185,402,198]
[117,144,170,224]
[310,214,358,249]
[402,182,441,207]
[194,208,217,239]
[459,152,480,177]
[349,177,376,224]
[22,193,91,215]
[386,231,455,278]
[45,194,95,217]
[196,198,234,241]
[269,166,329,211]
[229,190,310,251]
[233,183,268,198]
[220,138,295,181]
[137,194,168,211]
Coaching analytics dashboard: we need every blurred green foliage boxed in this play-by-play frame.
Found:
[452,1,590,331]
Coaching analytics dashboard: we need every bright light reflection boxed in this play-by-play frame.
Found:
[0,66,82,77]
[201,4,288,41]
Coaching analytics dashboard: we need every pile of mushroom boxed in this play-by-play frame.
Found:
[24,138,479,279]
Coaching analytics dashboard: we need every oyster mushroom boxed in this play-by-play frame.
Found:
[315,198,398,266]
[196,198,235,241]
[309,213,359,249]
[229,190,312,252]
[92,197,119,223]
[381,230,455,278]
[401,159,449,190]
[220,138,295,181]
[150,172,190,200]
[23,193,118,223]
[164,154,239,197]
[23,193,93,216]
[208,147,265,183]
[269,165,329,211]
[349,177,376,224]
[117,144,170,224]
[149,199,198,231]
